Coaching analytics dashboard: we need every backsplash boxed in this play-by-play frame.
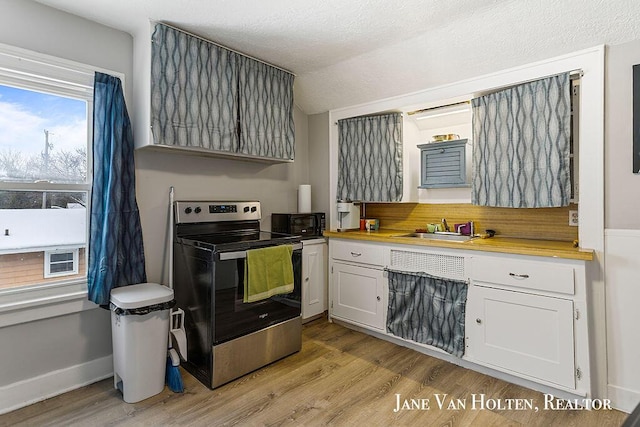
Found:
[363,202,579,242]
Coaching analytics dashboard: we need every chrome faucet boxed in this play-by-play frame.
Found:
[456,221,475,235]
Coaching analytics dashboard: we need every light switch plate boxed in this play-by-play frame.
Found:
[569,210,579,226]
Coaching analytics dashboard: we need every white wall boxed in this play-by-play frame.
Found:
[604,231,640,412]
[603,39,640,412]
[0,0,132,413]
[605,40,640,229]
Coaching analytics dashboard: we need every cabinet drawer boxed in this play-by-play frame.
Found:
[471,256,574,295]
[332,242,384,266]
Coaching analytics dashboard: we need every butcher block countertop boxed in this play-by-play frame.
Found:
[323,229,593,261]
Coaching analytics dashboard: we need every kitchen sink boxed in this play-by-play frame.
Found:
[394,232,473,242]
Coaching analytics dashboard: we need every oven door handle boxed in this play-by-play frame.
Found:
[219,243,302,260]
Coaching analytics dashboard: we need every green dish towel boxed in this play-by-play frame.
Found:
[244,245,294,303]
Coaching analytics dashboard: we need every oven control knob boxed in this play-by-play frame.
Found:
[184,207,192,214]
[194,206,202,214]
[244,206,250,213]
[251,206,257,213]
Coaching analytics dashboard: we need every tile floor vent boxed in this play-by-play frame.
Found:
[390,250,465,280]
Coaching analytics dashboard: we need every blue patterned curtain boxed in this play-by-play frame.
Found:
[472,73,571,207]
[151,24,239,151]
[88,72,146,306]
[387,270,467,357]
[337,113,403,201]
[238,56,295,160]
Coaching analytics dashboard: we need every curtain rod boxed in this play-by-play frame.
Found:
[334,111,403,125]
[333,70,583,124]
[154,21,295,77]
[411,70,584,112]
[473,69,583,99]
[407,101,470,116]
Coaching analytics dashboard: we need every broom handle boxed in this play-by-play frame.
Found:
[168,186,175,290]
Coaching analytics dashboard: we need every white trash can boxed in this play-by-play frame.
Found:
[110,282,175,403]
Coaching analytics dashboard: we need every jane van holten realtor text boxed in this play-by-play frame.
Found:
[393,393,612,413]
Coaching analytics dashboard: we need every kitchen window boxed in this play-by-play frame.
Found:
[0,80,91,292]
[0,43,105,324]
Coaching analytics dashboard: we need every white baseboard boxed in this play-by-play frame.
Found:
[0,355,113,415]
[608,384,640,414]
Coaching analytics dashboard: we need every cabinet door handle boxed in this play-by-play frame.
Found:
[509,273,530,279]
[350,252,362,257]
[377,296,381,301]
[305,277,309,282]
[476,318,482,324]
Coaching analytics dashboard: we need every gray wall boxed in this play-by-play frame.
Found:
[0,0,133,108]
[0,0,312,395]
[136,108,310,284]
[308,112,331,222]
[0,0,312,396]
[0,309,112,386]
[606,40,640,229]
[0,0,132,388]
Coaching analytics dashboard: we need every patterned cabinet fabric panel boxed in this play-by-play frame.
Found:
[150,24,239,152]
[337,113,403,202]
[238,56,295,160]
[150,23,295,161]
[472,72,571,208]
[386,269,468,357]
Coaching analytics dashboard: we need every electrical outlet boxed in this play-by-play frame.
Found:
[569,210,579,226]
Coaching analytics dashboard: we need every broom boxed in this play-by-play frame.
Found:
[166,348,184,392]
[165,186,184,393]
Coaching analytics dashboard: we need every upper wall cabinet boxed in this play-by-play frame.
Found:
[337,113,403,202]
[471,73,573,208]
[141,23,295,162]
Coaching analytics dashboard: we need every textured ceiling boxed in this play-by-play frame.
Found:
[34,0,640,114]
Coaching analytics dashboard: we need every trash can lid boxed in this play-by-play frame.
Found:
[110,283,174,309]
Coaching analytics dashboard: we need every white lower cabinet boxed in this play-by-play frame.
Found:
[331,261,385,330]
[465,285,576,389]
[328,239,591,397]
[301,239,327,321]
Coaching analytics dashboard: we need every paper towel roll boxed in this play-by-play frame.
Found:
[298,185,311,213]
[337,202,351,213]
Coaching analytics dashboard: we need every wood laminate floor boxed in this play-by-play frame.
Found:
[1,318,628,427]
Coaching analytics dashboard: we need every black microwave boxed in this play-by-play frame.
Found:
[272,212,325,238]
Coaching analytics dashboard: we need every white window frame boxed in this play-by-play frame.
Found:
[0,42,125,327]
[44,249,80,278]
